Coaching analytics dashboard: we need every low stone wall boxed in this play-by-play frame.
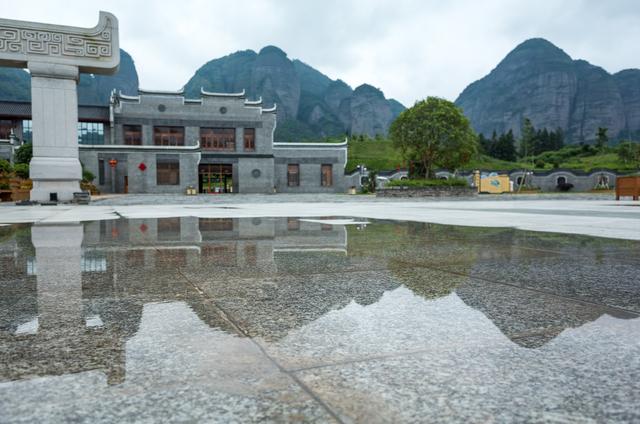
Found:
[376,186,477,198]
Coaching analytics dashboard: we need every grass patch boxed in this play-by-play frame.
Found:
[346,140,638,173]
[466,155,529,170]
[346,140,403,172]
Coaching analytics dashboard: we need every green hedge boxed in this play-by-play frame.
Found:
[386,177,468,188]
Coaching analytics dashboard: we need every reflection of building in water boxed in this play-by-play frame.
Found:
[0,218,356,385]
[82,217,349,275]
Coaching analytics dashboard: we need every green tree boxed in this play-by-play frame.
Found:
[13,143,32,165]
[617,141,640,169]
[493,130,517,161]
[596,127,609,151]
[389,97,477,178]
[551,127,565,150]
[477,133,490,154]
[520,118,536,158]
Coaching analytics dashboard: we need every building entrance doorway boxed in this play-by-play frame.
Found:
[199,164,233,193]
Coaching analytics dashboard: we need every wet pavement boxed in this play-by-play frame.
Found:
[0,217,639,423]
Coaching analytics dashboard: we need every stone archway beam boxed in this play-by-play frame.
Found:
[0,11,119,74]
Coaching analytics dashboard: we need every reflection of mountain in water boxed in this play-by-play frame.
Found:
[455,279,636,348]
[1,218,639,388]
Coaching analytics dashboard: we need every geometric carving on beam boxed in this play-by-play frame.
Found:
[0,11,119,74]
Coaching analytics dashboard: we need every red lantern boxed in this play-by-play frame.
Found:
[138,162,147,172]
[108,159,118,168]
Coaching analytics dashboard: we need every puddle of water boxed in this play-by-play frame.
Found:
[0,218,639,422]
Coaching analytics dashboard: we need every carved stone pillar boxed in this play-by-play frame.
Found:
[0,12,119,202]
[28,62,82,202]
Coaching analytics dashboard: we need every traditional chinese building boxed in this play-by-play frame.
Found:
[0,88,348,194]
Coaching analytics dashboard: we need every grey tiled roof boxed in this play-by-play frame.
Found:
[0,101,109,122]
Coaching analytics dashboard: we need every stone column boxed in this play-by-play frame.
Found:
[28,62,82,202]
[0,11,119,203]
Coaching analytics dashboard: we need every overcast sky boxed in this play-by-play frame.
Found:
[2,0,639,105]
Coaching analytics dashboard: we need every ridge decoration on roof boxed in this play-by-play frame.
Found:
[244,97,263,106]
[138,88,185,96]
[117,90,140,101]
[200,87,246,98]
[262,104,277,113]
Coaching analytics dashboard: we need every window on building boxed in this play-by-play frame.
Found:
[154,126,184,146]
[287,164,300,187]
[287,218,300,231]
[78,122,105,145]
[157,160,180,185]
[199,218,234,232]
[98,159,105,185]
[158,217,181,241]
[244,244,257,266]
[126,250,145,267]
[123,125,142,145]
[200,128,235,150]
[21,120,32,143]
[0,120,15,140]
[321,164,333,187]
[163,249,187,266]
[244,128,255,151]
[201,243,236,265]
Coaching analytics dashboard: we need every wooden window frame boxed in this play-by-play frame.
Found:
[154,126,185,146]
[321,164,333,187]
[287,164,300,187]
[157,161,180,185]
[244,128,256,151]
[201,128,235,151]
[123,124,142,145]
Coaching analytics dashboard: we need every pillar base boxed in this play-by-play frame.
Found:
[30,156,81,202]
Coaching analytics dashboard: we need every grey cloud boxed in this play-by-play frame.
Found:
[1,0,638,105]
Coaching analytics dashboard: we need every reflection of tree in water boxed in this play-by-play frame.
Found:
[349,221,640,349]
[389,265,469,300]
[348,221,485,300]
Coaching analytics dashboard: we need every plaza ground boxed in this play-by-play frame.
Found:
[1,195,639,422]
[1,193,638,240]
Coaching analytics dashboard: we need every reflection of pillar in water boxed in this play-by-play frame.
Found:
[31,223,84,331]
[31,223,127,384]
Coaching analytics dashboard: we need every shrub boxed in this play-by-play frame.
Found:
[386,177,468,188]
[557,182,574,192]
[0,159,12,175]
[13,143,32,165]
[13,163,29,179]
[534,159,545,168]
[82,168,95,183]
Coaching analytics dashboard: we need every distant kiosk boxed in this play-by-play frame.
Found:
[0,12,119,202]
